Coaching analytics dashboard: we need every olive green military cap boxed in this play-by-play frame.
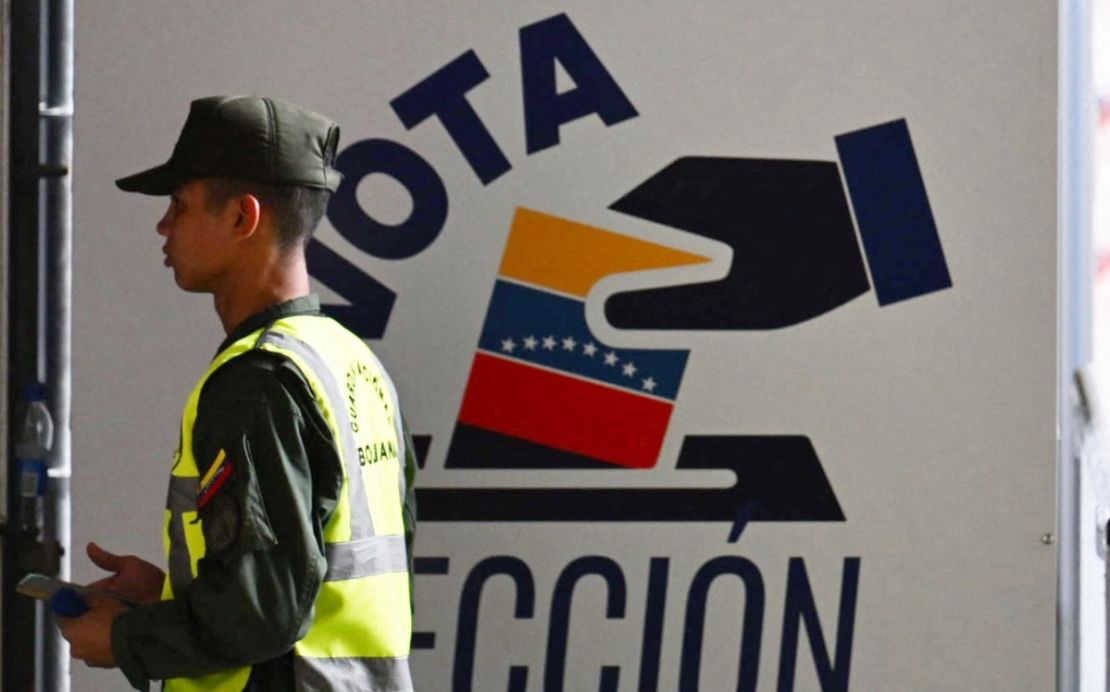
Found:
[116,95,342,195]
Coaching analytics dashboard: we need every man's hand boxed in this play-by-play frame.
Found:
[86,542,164,604]
[57,591,128,668]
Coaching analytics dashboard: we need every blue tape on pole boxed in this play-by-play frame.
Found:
[835,120,952,305]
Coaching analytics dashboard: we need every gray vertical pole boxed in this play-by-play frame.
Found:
[1058,0,1094,690]
[4,0,44,689]
[0,0,10,682]
[41,0,73,690]
[0,0,10,532]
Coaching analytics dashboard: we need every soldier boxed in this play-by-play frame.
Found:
[58,95,417,692]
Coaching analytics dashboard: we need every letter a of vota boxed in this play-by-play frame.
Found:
[520,13,639,154]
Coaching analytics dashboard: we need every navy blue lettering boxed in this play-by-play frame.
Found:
[545,556,627,692]
[519,13,638,154]
[680,556,765,692]
[453,557,534,692]
[776,557,861,692]
[599,666,620,692]
[507,666,528,692]
[306,238,395,339]
[391,50,512,185]
[327,138,447,260]
[410,558,449,650]
[637,558,669,692]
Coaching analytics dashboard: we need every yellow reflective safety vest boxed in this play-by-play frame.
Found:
[161,315,413,691]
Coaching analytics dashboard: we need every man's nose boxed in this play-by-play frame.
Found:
[156,213,171,237]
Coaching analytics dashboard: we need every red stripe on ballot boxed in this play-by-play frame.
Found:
[458,353,672,469]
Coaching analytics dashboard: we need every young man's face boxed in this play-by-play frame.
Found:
[156,179,238,293]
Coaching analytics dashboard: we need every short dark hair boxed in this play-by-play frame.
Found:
[203,178,330,250]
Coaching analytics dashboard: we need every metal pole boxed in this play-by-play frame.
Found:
[1058,0,1095,689]
[3,0,44,688]
[0,0,11,684]
[41,0,73,689]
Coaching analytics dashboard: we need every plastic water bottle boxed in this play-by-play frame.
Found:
[15,383,53,532]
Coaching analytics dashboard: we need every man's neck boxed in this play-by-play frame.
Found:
[213,251,311,334]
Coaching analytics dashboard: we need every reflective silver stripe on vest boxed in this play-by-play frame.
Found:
[165,475,198,592]
[256,330,374,539]
[325,533,409,581]
[295,655,413,692]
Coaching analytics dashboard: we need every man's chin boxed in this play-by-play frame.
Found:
[172,273,207,293]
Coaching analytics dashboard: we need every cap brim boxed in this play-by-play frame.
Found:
[115,162,188,195]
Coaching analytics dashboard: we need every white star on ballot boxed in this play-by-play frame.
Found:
[622,362,637,377]
[604,351,619,366]
[562,336,578,351]
[542,335,557,350]
[501,337,516,353]
[642,377,657,392]
[583,342,598,357]
[523,335,538,351]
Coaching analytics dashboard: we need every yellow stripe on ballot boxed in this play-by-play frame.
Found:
[498,207,710,297]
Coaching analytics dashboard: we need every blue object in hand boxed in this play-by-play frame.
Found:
[50,587,88,617]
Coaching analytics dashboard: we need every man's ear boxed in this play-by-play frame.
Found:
[233,193,262,239]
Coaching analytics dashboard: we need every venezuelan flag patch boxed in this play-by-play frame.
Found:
[197,449,233,509]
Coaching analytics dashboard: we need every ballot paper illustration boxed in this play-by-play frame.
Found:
[416,119,952,524]
[448,208,702,471]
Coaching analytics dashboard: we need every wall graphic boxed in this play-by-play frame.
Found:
[306,13,951,691]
